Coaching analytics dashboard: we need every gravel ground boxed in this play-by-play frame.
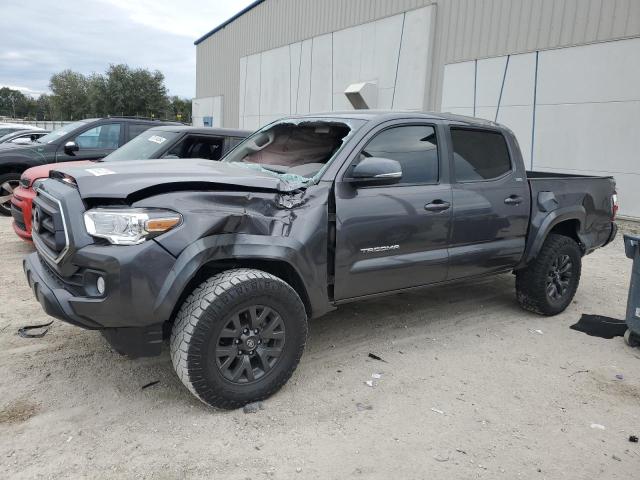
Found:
[1,215,639,479]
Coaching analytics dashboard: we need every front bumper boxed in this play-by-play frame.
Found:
[10,185,34,241]
[24,238,177,357]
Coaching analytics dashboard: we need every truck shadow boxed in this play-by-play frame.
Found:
[8,272,524,412]
[305,273,521,357]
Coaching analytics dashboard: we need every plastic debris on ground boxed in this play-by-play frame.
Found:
[368,353,387,362]
[430,407,445,415]
[570,314,627,339]
[242,401,265,414]
[629,435,639,443]
[141,380,160,390]
[590,423,606,430]
[356,402,373,411]
[18,321,54,339]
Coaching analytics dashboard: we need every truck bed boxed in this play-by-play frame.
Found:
[522,170,616,265]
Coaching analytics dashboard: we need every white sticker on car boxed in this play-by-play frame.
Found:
[148,135,167,144]
[85,168,116,176]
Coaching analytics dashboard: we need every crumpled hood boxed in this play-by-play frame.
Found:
[51,158,301,199]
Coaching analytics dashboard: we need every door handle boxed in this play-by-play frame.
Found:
[504,195,523,205]
[424,200,451,212]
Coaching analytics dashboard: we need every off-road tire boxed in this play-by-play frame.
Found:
[170,268,307,409]
[516,234,582,316]
[0,172,21,216]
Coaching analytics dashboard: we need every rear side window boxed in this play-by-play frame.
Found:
[361,125,438,185]
[451,129,511,182]
[128,123,152,141]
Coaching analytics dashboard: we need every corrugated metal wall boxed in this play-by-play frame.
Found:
[196,0,640,127]
[196,0,435,126]
[429,0,640,111]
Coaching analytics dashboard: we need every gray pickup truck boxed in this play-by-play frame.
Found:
[24,111,618,408]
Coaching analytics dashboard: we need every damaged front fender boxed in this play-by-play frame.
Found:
[133,184,332,318]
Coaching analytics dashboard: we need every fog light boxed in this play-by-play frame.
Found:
[96,276,106,295]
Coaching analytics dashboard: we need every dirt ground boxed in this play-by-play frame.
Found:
[1,215,639,479]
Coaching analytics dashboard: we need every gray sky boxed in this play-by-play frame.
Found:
[0,0,255,98]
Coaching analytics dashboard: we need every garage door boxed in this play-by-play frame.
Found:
[441,37,640,219]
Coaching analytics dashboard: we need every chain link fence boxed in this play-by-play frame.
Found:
[0,118,73,130]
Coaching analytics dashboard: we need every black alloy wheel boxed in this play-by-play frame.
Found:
[546,254,573,301]
[214,305,286,384]
[0,175,20,215]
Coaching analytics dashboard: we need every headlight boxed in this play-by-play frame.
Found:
[84,208,182,245]
[20,177,31,188]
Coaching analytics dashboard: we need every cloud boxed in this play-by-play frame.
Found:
[0,85,47,97]
[0,0,255,98]
[98,0,256,38]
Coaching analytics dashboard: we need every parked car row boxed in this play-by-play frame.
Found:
[0,129,48,145]
[15,111,619,409]
[0,118,249,239]
[0,122,46,141]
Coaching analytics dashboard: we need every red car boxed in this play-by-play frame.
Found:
[12,160,91,240]
[11,125,249,240]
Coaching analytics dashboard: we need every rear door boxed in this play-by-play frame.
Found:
[334,121,452,300]
[447,127,530,279]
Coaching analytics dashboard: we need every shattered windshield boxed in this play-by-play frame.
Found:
[223,118,365,186]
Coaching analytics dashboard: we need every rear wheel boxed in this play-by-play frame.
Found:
[516,234,582,315]
[0,173,20,216]
[170,268,307,409]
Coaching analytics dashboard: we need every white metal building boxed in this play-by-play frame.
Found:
[194,0,640,217]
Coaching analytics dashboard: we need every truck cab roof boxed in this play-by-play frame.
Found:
[294,110,501,128]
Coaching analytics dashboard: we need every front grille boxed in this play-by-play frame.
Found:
[11,203,26,231]
[32,190,69,263]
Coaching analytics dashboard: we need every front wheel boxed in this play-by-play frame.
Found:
[0,173,21,217]
[516,234,582,316]
[170,268,308,409]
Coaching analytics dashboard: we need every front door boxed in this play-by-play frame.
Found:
[334,123,452,300]
[447,127,530,279]
[56,122,123,162]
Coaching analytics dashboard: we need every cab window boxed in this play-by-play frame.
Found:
[358,125,439,185]
[451,129,511,182]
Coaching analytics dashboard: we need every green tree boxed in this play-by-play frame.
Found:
[44,64,190,121]
[168,96,192,123]
[49,70,89,120]
[0,87,34,118]
[35,94,54,120]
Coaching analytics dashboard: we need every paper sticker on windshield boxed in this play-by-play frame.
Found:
[148,135,167,144]
[85,167,116,176]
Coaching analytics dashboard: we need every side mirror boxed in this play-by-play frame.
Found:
[64,141,79,155]
[345,157,402,186]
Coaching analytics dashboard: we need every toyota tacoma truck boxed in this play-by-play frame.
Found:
[23,112,618,409]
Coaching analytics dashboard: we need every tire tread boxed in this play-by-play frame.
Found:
[170,268,307,409]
